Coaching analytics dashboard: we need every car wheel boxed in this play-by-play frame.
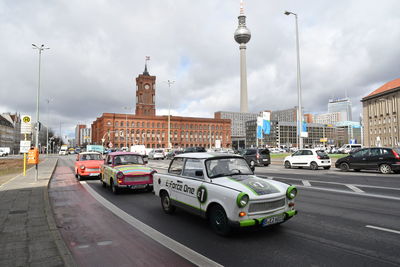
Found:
[323,166,331,170]
[264,163,270,167]
[340,162,350,172]
[146,185,153,192]
[310,162,318,170]
[379,164,392,174]
[111,180,119,194]
[161,192,175,214]
[101,180,107,188]
[77,173,82,181]
[75,173,78,178]
[284,161,291,169]
[208,205,231,236]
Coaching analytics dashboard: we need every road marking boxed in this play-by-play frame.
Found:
[302,180,311,187]
[97,241,113,246]
[365,225,400,235]
[81,181,222,267]
[298,185,400,201]
[346,184,364,193]
[77,245,90,249]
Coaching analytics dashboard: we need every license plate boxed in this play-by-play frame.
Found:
[89,173,100,176]
[262,214,285,227]
[131,184,147,189]
[262,159,269,162]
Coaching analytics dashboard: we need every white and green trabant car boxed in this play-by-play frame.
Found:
[153,153,298,235]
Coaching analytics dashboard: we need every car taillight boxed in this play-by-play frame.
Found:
[317,156,321,159]
[392,150,400,160]
[256,153,260,159]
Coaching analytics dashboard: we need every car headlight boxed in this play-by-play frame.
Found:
[116,171,124,179]
[237,193,249,208]
[286,186,297,199]
[80,165,85,170]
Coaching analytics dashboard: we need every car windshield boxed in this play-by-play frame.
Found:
[114,155,144,165]
[206,157,253,178]
[80,154,102,161]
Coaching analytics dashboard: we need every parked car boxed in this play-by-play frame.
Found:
[338,144,362,154]
[183,146,207,153]
[74,152,104,180]
[148,149,165,160]
[165,150,184,160]
[284,149,331,170]
[101,152,156,194]
[153,153,297,235]
[335,147,400,174]
[241,148,271,167]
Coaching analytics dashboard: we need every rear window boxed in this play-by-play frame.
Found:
[155,150,163,153]
[245,149,256,155]
[393,148,400,154]
[259,149,270,155]
[316,151,328,157]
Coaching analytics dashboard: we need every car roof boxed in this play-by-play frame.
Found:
[79,152,101,155]
[175,152,242,159]
[108,152,141,156]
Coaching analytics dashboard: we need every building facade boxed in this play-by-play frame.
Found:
[328,97,352,121]
[313,112,342,125]
[214,111,257,149]
[271,107,298,122]
[91,67,231,149]
[362,78,400,147]
[75,124,85,146]
[80,128,91,145]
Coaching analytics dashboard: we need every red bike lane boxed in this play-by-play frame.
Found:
[49,165,193,266]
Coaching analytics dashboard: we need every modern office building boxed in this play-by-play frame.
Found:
[92,66,231,149]
[80,128,91,145]
[362,78,400,147]
[313,112,342,125]
[214,111,257,149]
[271,107,298,122]
[75,124,85,146]
[328,97,352,121]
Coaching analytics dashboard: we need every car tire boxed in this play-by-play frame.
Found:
[75,173,78,178]
[101,180,107,188]
[340,162,350,172]
[111,180,119,194]
[284,161,291,169]
[310,162,318,170]
[146,185,153,192]
[264,163,269,167]
[323,166,331,170]
[208,205,231,236]
[161,192,176,214]
[379,164,392,174]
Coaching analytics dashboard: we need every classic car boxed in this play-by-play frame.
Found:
[153,153,297,235]
[74,152,104,180]
[101,152,156,194]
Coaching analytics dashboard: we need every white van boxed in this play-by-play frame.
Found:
[338,144,362,154]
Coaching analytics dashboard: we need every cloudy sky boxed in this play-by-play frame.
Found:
[1,0,399,139]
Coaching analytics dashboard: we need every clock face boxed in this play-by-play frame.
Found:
[144,84,150,90]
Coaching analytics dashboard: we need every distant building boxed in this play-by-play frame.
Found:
[0,113,21,154]
[80,128,91,145]
[92,66,231,149]
[75,124,86,146]
[304,113,313,123]
[313,112,342,125]
[362,78,400,147]
[328,97,352,121]
[271,107,297,122]
[214,111,257,149]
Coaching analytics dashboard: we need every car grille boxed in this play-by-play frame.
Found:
[86,168,100,172]
[248,198,285,213]
[124,175,150,182]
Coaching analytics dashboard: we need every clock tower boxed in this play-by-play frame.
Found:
[135,63,156,116]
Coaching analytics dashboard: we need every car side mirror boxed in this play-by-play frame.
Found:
[195,170,203,177]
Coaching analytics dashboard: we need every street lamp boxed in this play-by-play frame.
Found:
[166,80,175,149]
[123,106,131,149]
[284,11,303,149]
[46,98,52,155]
[32,44,49,149]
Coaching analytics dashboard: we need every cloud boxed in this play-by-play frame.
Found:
[1,0,399,139]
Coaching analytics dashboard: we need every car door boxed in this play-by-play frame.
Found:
[290,150,303,166]
[102,155,113,184]
[166,157,185,202]
[302,150,314,166]
[350,148,370,169]
[179,158,204,214]
[367,148,387,170]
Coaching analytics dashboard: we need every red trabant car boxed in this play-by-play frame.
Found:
[101,152,156,194]
[74,152,104,180]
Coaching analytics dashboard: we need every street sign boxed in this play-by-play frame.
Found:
[20,140,31,153]
[21,115,32,134]
[320,138,328,143]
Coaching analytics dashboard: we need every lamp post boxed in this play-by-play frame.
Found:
[284,11,303,149]
[123,106,131,149]
[166,80,175,149]
[46,98,52,155]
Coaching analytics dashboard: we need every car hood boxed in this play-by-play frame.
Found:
[211,175,287,197]
[114,164,154,175]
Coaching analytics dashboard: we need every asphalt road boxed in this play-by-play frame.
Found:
[55,155,400,266]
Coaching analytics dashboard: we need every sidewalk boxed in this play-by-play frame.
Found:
[0,157,75,266]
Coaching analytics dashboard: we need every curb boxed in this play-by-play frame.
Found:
[44,158,77,267]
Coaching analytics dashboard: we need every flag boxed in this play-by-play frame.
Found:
[256,117,263,139]
[262,111,271,135]
[302,122,307,133]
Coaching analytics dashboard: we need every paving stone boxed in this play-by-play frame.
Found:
[29,255,64,267]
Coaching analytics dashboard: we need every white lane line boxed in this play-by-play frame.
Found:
[346,184,364,193]
[297,185,400,201]
[366,225,400,235]
[97,241,113,246]
[302,180,311,187]
[81,182,222,267]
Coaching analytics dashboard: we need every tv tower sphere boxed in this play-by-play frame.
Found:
[234,3,251,44]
